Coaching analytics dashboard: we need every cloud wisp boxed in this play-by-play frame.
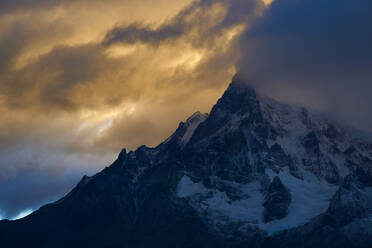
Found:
[238,0,372,130]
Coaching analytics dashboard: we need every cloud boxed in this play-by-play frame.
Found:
[0,143,113,218]
[238,0,372,130]
[104,0,263,47]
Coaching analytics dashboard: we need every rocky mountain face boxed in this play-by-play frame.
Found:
[1,75,372,248]
[262,176,291,223]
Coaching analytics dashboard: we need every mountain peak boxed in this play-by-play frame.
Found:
[159,111,208,149]
[227,74,257,95]
[185,111,208,124]
[186,76,262,145]
[208,74,259,118]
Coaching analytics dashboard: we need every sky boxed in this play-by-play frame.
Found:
[0,0,371,219]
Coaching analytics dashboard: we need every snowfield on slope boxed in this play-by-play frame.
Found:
[176,168,337,234]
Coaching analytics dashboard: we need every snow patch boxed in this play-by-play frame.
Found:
[205,181,264,223]
[176,171,337,235]
[177,176,264,224]
[177,175,208,197]
[262,168,338,234]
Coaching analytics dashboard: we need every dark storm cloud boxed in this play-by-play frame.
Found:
[238,0,372,130]
[104,0,264,47]
[0,0,60,15]
[34,45,108,109]
[0,44,110,110]
[0,0,122,16]
[0,20,35,72]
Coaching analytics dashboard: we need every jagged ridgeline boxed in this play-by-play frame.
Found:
[1,75,372,248]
